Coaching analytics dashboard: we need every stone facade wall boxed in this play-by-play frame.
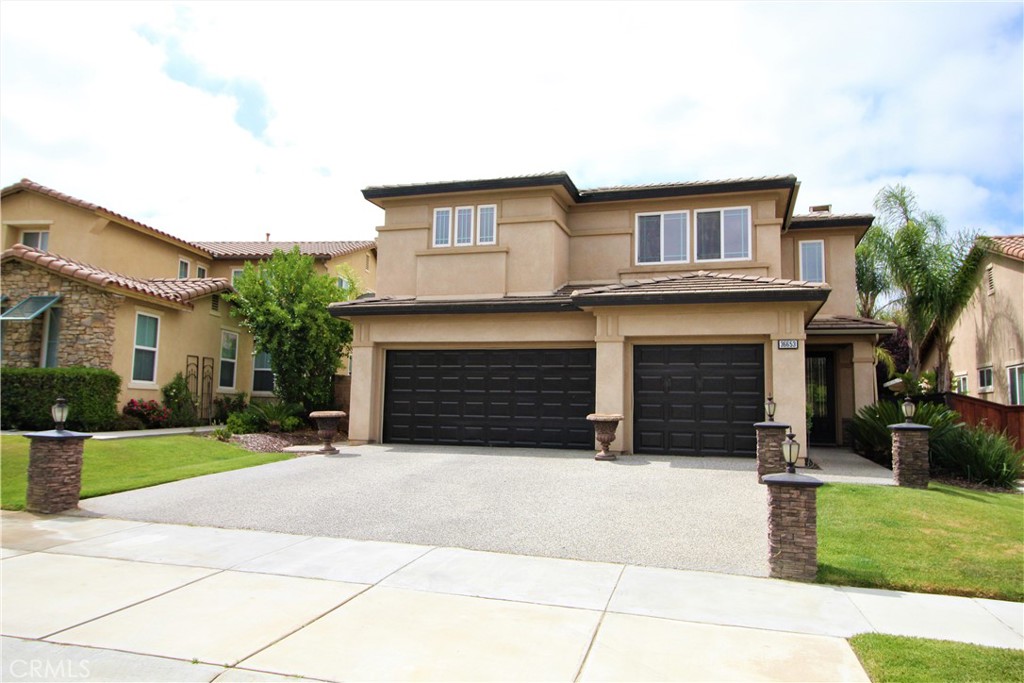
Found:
[766,481,819,581]
[1,260,122,369]
[27,436,87,513]
[891,427,930,488]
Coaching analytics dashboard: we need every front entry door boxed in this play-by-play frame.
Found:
[806,351,836,445]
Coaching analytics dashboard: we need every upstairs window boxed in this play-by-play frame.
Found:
[979,367,993,392]
[231,269,244,286]
[196,265,208,278]
[434,204,498,247]
[478,205,497,245]
[695,207,751,261]
[636,211,688,264]
[20,230,49,251]
[433,208,452,247]
[799,240,825,283]
[455,207,474,246]
[178,259,190,279]
[132,313,159,383]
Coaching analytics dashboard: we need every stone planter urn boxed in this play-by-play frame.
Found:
[309,410,346,454]
[586,413,624,461]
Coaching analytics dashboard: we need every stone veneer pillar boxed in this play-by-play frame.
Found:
[25,429,93,514]
[889,422,932,489]
[763,472,824,582]
[754,422,790,483]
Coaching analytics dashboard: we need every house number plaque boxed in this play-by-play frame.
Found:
[777,339,799,350]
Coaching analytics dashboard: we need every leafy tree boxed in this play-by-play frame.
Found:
[227,248,361,412]
[870,185,987,393]
[855,224,891,319]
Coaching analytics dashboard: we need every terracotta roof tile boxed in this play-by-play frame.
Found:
[2,244,231,307]
[570,271,828,298]
[807,315,896,333]
[580,175,797,195]
[1,179,205,254]
[194,240,376,260]
[987,235,1024,261]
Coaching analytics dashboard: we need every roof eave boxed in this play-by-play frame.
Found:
[579,176,798,204]
[361,173,580,205]
[574,289,829,307]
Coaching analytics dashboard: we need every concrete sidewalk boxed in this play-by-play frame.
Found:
[2,511,1021,682]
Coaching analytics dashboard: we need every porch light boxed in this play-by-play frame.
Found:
[780,431,800,474]
[764,395,777,421]
[902,396,916,423]
[51,398,69,431]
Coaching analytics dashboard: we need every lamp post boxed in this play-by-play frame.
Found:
[51,397,69,431]
[780,431,800,474]
[902,396,916,423]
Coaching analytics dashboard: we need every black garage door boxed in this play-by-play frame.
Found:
[383,348,596,449]
[633,344,764,456]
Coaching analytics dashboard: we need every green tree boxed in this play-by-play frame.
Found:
[227,248,361,412]
[870,184,987,393]
[855,224,891,319]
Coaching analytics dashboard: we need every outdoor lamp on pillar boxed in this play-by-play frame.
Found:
[902,396,916,423]
[764,395,777,421]
[51,398,69,431]
[781,431,800,474]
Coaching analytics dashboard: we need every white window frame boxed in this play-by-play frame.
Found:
[634,211,690,265]
[219,330,239,391]
[477,205,497,245]
[978,366,993,393]
[252,349,275,395]
[196,265,208,278]
[454,206,474,246]
[953,374,968,395]
[694,206,752,262]
[131,312,160,385]
[39,307,62,368]
[178,258,191,279]
[799,240,826,283]
[231,269,244,286]
[1008,365,1024,406]
[20,230,49,251]
[433,207,453,247]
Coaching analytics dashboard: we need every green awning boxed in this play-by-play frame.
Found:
[0,295,61,321]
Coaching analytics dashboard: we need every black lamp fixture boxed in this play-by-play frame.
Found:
[902,396,916,423]
[781,431,800,474]
[51,397,69,431]
[765,395,777,421]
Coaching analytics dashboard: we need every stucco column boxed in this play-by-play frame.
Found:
[347,343,376,446]
[852,341,877,410]
[594,336,626,454]
[769,338,807,453]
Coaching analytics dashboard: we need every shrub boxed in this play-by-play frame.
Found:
[213,392,248,423]
[934,425,1024,489]
[161,373,199,427]
[211,427,233,442]
[851,400,962,467]
[281,415,304,432]
[226,409,262,434]
[0,367,120,431]
[111,414,146,431]
[123,399,171,429]
[249,400,304,432]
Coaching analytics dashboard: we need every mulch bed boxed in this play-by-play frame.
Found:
[932,474,1022,495]
[230,430,331,453]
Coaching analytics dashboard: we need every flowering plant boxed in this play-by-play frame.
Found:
[123,398,172,428]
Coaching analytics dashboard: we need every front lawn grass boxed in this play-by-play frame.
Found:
[1,435,290,510]
[818,482,1024,601]
[849,634,1024,683]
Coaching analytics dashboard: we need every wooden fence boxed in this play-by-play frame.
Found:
[944,393,1024,445]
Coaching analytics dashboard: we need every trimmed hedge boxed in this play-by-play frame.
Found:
[1,367,120,431]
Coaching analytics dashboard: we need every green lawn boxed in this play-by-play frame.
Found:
[850,634,1024,683]
[1,434,290,510]
[818,482,1024,601]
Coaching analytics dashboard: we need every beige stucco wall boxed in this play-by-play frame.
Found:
[946,253,1024,404]
[780,229,859,317]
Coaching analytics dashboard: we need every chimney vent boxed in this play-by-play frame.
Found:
[809,204,832,213]
[265,232,270,242]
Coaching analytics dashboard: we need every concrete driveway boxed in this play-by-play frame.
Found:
[77,444,770,576]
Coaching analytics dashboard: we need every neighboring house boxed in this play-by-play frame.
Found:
[1,179,377,416]
[931,235,1024,405]
[330,172,893,456]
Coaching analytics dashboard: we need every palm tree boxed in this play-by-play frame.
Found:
[855,224,891,318]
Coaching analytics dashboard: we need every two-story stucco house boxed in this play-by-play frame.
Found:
[1,179,376,417]
[935,235,1024,405]
[331,172,893,456]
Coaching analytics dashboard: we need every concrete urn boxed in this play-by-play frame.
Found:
[586,413,624,461]
[309,410,346,454]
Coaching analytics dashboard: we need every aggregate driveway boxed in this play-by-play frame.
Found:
[77,444,770,576]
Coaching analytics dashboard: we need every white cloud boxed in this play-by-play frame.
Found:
[1,0,1020,243]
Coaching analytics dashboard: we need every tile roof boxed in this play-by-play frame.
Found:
[790,212,874,229]
[807,315,896,333]
[580,175,797,195]
[1,179,205,254]
[2,243,231,308]
[986,235,1024,261]
[570,271,829,299]
[194,240,376,260]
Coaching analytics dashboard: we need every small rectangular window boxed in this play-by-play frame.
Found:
[197,265,208,278]
[455,207,474,246]
[253,350,274,393]
[231,269,244,286]
[433,208,452,247]
[21,230,49,251]
[478,205,497,245]
[132,313,159,382]
[799,240,825,283]
[986,265,995,296]
[979,367,993,392]
[953,374,968,395]
[636,211,689,264]
[178,259,190,279]
[695,207,751,261]
[211,294,220,313]
[40,308,62,368]
[1009,365,1024,406]
[219,331,239,390]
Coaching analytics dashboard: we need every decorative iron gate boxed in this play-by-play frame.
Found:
[185,355,217,423]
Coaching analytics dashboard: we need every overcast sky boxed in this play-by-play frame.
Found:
[1,1,1021,243]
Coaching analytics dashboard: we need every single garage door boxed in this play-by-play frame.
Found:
[633,344,764,456]
[384,348,596,449]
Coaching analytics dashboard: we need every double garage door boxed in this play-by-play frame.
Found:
[383,344,763,455]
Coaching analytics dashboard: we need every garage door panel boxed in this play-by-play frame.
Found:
[384,349,596,449]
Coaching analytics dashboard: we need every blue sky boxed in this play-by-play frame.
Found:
[1,1,1021,242]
